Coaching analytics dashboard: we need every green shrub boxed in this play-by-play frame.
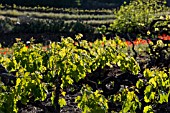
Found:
[5,18,95,34]
[108,0,169,35]
[0,18,14,34]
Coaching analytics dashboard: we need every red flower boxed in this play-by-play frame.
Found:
[126,41,132,46]
[133,41,137,45]
[167,36,170,40]
[140,40,147,44]
[163,37,167,40]
[162,33,167,37]
[158,36,164,39]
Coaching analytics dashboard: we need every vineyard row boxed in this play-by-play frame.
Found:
[0,4,114,15]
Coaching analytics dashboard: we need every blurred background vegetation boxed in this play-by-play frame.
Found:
[0,0,170,46]
[0,0,131,9]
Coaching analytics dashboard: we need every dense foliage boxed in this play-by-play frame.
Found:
[0,0,170,112]
[108,0,169,38]
[0,29,169,112]
[0,18,95,34]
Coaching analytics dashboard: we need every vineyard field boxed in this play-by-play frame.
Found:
[0,34,169,113]
[0,0,170,113]
[0,4,115,28]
